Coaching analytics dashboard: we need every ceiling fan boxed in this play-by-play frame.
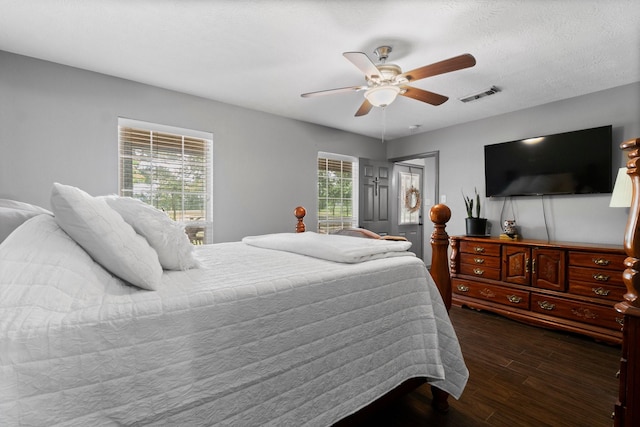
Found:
[301,46,476,117]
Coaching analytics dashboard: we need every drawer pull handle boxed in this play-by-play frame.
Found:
[473,246,485,253]
[616,317,624,326]
[456,284,470,292]
[473,268,485,276]
[525,257,530,273]
[592,257,610,266]
[592,287,610,296]
[507,295,522,304]
[473,258,485,264]
[538,301,555,311]
[593,273,610,282]
[532,259,536,274]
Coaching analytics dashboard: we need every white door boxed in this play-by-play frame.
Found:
[393,163,424,259]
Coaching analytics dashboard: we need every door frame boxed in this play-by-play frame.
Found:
[389,151,440,267]
[391,162,425,260]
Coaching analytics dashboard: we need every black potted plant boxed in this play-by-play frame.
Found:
[463,187,487,236]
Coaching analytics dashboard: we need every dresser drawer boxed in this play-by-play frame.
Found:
[568,266,624,286]
[459,263,501,280]
[568,281,626,302]
[460,240,501,257]
[530,294,624,331]
[453,279,530,309]
[568,251,626,271]
[460,253,501,269]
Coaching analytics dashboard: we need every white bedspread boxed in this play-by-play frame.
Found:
[0,216,468,426]
[242,231,414,263]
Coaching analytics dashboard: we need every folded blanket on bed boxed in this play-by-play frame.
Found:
[242,231,414,263]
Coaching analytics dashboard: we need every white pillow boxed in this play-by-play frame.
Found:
[0,199,53,243]
[101,196,198,270]
[50,183,163,290]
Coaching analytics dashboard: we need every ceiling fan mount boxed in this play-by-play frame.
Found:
[301,45,476,117]
[373,45,393,62]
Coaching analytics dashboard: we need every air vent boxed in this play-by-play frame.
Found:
[459,86,501,103]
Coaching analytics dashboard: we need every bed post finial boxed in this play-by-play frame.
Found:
[430,204,452,311]
[294,206,306,233]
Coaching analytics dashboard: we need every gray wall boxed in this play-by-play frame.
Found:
[387,82,640,245]
[0,51,384,242]
[2,50,638,247]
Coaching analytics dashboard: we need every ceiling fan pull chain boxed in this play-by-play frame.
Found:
[381,107,386,144]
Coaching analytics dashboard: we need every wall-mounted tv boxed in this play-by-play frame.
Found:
[484,125,612,197]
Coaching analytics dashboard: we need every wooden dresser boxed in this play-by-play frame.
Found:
[450,235,625,344]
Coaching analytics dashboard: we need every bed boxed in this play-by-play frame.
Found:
[0,184,466,426]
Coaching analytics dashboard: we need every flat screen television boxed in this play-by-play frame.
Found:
[484,125,613,197]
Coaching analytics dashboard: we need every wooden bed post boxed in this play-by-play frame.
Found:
[430,204,452,310]
[615,137,640,427]
[294,206,306,233]
[619,138,640,308]
[428,203,453,412]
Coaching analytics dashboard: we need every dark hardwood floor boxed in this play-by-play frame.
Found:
[346,306,621,426]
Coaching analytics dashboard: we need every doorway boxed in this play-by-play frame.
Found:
[392,162,424,259]
[390,152,439,267]
[358,152,439,266]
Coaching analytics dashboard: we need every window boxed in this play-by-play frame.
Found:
[118,118,213,244]
[317,152,358,234]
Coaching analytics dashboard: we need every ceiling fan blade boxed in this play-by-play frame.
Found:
[400,87,449,106]
[399,53,476,82]
[343,52,381,79]
[301,85,365,97]
[354,99,373,117]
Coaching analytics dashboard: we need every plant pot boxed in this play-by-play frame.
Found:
[465,218,487,236]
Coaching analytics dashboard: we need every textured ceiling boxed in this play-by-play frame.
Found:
[1,0,639,140]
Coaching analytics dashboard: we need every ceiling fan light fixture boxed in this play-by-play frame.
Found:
[365,85,400,107]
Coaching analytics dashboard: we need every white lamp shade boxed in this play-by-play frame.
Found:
[610,167,633,207]
[364,85,400,107]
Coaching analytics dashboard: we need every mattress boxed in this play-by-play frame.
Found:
[0,215,468,426]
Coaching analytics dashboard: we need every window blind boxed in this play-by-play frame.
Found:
[118,122,213,244]
[317,153,358,234]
